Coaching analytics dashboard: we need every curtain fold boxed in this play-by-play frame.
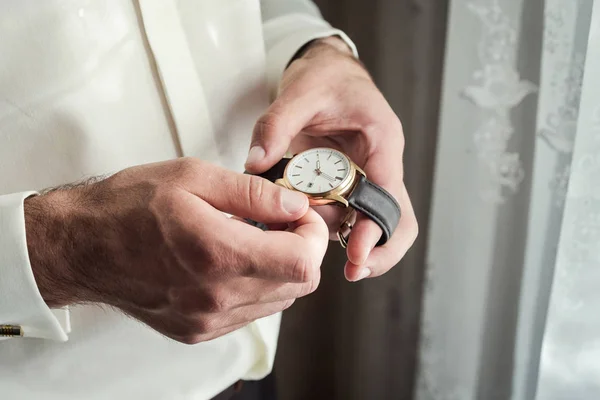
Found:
[417,0,599,399]
[536,2,600,397]
[512,1,594,398]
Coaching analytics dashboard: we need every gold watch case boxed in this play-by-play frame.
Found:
[274,148,366,207]
[274,148,366,248]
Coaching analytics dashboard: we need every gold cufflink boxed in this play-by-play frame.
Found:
[0,325,23,337]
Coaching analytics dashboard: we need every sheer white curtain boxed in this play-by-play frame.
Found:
[416,0,600,399]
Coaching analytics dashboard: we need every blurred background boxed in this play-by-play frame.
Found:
[275,0,600,399]
[275,1,449,399]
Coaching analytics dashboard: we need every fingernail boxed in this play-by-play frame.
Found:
[354,268,372,282]
[282,190,307,214]
[245,146,265,166]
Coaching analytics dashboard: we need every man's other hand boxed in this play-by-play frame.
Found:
[245,37,418,282]
[24,158,328,344]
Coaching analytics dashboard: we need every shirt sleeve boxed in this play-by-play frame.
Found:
[0,191,69,341]
[260,0,359,100]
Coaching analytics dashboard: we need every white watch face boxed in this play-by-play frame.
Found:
[285,148,352,194]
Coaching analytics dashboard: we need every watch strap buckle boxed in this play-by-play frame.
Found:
[337,210,356,249]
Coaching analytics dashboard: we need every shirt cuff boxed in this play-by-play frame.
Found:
[264,14,358,100]
[242,312,282,380]
[0,192,70,341]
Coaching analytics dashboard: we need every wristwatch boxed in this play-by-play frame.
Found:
[252,147,401,248]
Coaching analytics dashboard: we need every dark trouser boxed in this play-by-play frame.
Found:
[210,373,277,400]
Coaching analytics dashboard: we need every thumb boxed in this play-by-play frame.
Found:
[194,167,310,223]
[245,95,316,173]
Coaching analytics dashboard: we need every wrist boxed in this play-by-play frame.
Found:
[309,36,354,56]
[25,192,82,308]
[291,36,354,64]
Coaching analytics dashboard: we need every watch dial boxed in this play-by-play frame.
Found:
[285,148,351,194]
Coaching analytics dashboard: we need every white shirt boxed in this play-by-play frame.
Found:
[0,1,356,399]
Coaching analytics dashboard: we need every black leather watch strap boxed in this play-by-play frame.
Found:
[255,158,290,182]
[347,176,401,246]
[245,158,401,247]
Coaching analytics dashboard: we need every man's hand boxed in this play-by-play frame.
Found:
[245,37,418,282]
[24,158,328,344]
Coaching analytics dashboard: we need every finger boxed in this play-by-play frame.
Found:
[199,322,249,342]
[239,274,321,306]
[228,207,329,283]
[175,322,250,344]
[172,194,327,284]
[223,299,295,327]
[181,160,309,223]
[344,184,418,281]
[165,300,295,344]
[344,140,404,267]
[172,278,318,315]
[232,281,318,307]
[244,92,323,173]
[345,214,381,267]
[228,276,319,307]
[189,300,296,343]
[312,205,347,240]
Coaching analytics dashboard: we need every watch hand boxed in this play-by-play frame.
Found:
[316,159,321,170]
[308,172,319,187]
